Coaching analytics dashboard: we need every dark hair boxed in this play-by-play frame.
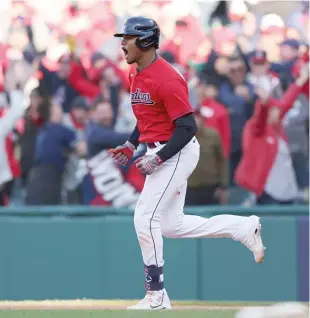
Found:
[91,94,111,110]
[175,20,188,27]
[159,51,176,64]
[197,73,218,86]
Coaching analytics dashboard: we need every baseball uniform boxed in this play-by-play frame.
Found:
[112,16,265,310]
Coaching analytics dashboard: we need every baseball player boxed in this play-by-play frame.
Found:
[111,16,265,310]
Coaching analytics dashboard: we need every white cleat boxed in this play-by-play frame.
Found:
[241,215,266,263]
[127,289,172,310]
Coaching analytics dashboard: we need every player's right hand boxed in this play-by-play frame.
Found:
[108,141,135,166]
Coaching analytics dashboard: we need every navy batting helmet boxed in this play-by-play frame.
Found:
[114,16,160,50]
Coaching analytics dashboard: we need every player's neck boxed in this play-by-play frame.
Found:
[136,51,157,73]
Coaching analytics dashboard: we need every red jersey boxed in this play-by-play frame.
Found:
[129,56,193,143]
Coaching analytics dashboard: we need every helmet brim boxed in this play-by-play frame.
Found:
[114,31,141,38]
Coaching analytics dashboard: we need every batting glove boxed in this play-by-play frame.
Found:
[109,141,135,166]
[135,154,163,175]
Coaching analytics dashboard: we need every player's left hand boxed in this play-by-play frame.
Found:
[135,154,163,175]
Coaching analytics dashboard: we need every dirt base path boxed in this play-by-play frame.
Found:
[0,300,246,310]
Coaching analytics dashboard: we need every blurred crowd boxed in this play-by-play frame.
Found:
[0,0,309,207]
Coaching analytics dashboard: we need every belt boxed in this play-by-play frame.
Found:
[146,141,167,149]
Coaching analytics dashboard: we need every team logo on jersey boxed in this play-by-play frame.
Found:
[131,88,155,105]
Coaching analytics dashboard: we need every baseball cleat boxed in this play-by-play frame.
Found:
[127,289,172,310]
[241,215,265,263]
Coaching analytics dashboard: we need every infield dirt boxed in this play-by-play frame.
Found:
[0,299,245,310]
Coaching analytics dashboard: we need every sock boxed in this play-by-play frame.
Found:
[144,265,164,291]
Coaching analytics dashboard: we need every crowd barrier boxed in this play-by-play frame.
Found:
[0,205,308,301]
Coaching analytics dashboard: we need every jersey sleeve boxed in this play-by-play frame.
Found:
[157,79,193,121]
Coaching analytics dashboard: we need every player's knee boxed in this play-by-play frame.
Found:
[134,214,147,232]
[134,213,153,233]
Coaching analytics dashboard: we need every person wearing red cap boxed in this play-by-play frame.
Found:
[247,50,283,98]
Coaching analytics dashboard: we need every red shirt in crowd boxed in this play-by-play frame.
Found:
[129,56,193,143]
[200,98,231,158]
[235,83,304,195]
[68,59,130,99]
[67,60,100,99]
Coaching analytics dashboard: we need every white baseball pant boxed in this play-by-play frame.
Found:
[134,137,249,267]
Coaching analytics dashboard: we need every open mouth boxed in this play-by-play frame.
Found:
[122,48,128,58]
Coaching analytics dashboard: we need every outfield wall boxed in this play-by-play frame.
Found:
[0,206,308,302]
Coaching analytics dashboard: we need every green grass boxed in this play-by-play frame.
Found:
[0,310,237,318]
[0,300,281,318]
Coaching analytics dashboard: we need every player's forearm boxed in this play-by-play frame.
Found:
[128,125,140,148]
[156,113,197,162]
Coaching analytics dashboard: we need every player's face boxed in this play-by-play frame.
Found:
[121,35,143,64]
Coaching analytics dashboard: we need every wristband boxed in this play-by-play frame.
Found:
[125,141,136,152]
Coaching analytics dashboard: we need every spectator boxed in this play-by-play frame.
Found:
[67,52,128,103]
[279,39,300,63]
[247,50,283,99]
[186,109,228,205]
[82,99,145,207]
[39,54,79,113]
[218,55,256,183]
[19,87,43,187]
[97,66,123,126]
[193,49,227,88]
[4,50,33,92]
[271,39,301,90]
[284,53,309,196]
[62,96,90,204]
[63,96,90,132]
[0,0,308,207]
[86,98,128,157]
[198,77,231,158]
[0,88,24,206]
[67,57,100,100]
[235,65,309,204]
[283,93,309,193]
[25,102,86,205]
